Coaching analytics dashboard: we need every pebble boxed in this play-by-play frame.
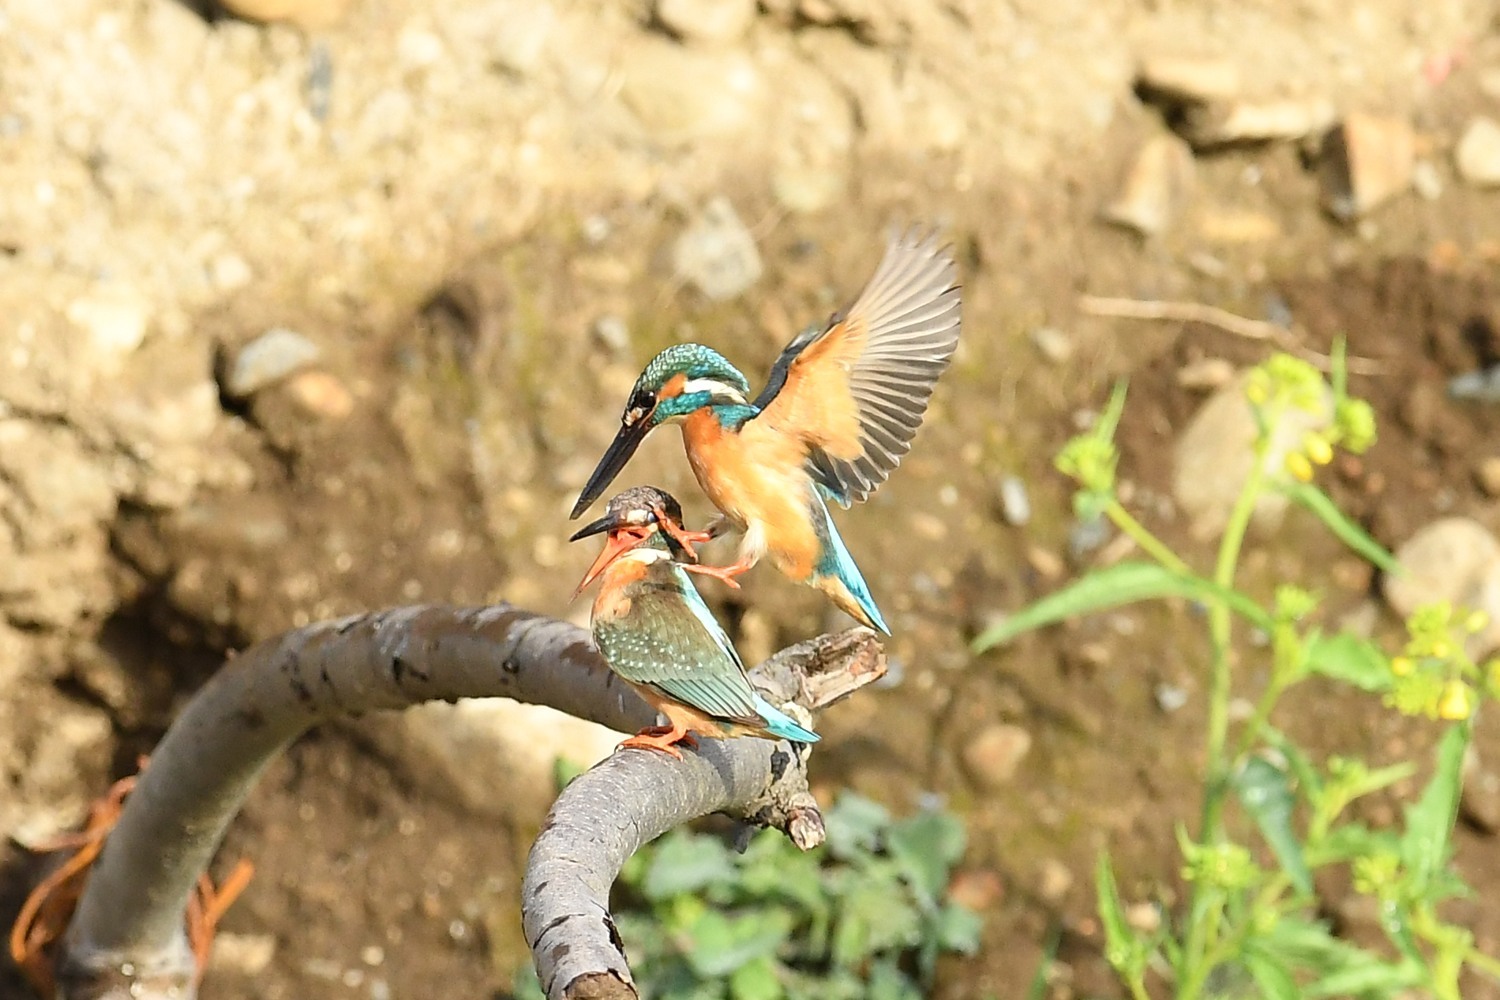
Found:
[655,0,756,45]
[1125,902,1162,933]
[283,370,354,420]
[1068,517,1112,561]
[1176,357,1234,390]
[66,284,151,363]
[591,314,630,354]
[1136,54,1242,105]
[1025,545,1065,581]
[1456,117,1500,187]
[1477,457,1500,497]
[1319,113,1415,220]
[1450,365,1500,403]
[1183,98,1337,148]
[1037,858,1074,903]
[961,723,1033,790]
[1154,683,1189,713]
[1172,373,1329,541]
[1030,326,1074,364]
[672,197,763,301]
[997,474,1031,526]
[209,252,254,292]
[620,41,764,145]
[1102,134,1194,237]
[1384,518,1500,656]
[209,933,277,975]
[224,328,322,400]
[1411,159,1443,200]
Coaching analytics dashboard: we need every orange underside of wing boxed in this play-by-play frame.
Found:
[758,318,867,460]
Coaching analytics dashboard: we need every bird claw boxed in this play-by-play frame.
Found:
[619,726,697,760]
[683,563,745,589]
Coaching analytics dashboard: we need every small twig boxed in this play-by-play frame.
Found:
[522,630,884,1000]
[1077,295,1385,375]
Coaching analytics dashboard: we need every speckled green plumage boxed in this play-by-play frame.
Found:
[593,556,764,726]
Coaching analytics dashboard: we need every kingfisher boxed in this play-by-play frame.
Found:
[570,485,821,759]
[570,229,961,635]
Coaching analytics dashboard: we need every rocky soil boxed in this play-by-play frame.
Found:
[4,0,1500,997]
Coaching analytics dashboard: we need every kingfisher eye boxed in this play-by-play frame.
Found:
[623,390,655,426]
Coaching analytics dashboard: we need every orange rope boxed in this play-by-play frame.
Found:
[7,760,254,996]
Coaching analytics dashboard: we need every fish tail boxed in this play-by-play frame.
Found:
[751,693,820,743]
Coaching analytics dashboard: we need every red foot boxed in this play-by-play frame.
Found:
[619,725,698,760]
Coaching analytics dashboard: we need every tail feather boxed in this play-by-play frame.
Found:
[808,492,890,634]
[751,694,820,743]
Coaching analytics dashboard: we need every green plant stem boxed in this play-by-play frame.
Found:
[1468,946,1500,982]
[1203,456,1268,838]
[1106,501,1193,576]
[1180,452,1270,1000]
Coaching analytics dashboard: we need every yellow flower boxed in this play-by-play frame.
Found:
[1465,610,1490,635]
[1437,680,1474,721]
[1391,656,1414,677]
[1303,433,1334,466]
[1285,452,1314,483]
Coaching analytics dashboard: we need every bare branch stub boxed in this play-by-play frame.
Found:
[522,629,886,1000]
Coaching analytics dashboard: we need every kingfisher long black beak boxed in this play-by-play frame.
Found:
[570,419,652,519]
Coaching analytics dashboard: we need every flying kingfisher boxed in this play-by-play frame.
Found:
[570,229,962,635]
[570,485,821,759]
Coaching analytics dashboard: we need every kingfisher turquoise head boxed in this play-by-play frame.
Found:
[569,485,698,596]
[570,345,751,520]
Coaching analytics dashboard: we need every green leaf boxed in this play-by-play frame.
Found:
[831,873,922,966]
[643,832,738,901]
[686,909,795,978]
[1094,852,1145,978]
[1282,481,1400,574]
[933,903,983,955]
[1233,756,1313,894]
[1307,958,1425,997]
[1261,726,1322,800]
[1306,822,1399,866]
[972,561,1273,651]
[729,955,783,1000]
[1243,946,1300,1000]
[1400,724,1469,893]
[866,957,921,1000]
[1304,633,1393,693]
[886,810,967,903]
[823,793,891,861]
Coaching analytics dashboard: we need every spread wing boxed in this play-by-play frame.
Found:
[752,228,961,507]
[593,568,763,726]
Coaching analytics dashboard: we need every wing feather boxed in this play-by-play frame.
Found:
[593,568,763,726]
[752,228,961,506]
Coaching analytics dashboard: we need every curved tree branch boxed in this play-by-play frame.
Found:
[523,629,886,1000]
[47,605,883,1000]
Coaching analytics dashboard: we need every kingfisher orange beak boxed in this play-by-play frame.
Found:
[571,418,652,520]
[569,514,647,599]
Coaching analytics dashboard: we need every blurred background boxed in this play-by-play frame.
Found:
[3,0,1500,996]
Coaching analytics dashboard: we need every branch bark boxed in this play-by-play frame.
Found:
[522,630,886,1000]
[48,605,882,1000]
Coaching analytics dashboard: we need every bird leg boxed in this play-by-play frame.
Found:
[681,551,755,590]
[660,515,730,562]
[618,724,699,760]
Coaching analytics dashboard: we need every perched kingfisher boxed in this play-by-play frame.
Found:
[570,229,961,635]
[570,486,821,759]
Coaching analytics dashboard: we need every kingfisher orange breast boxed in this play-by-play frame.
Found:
[682,411,820,579]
